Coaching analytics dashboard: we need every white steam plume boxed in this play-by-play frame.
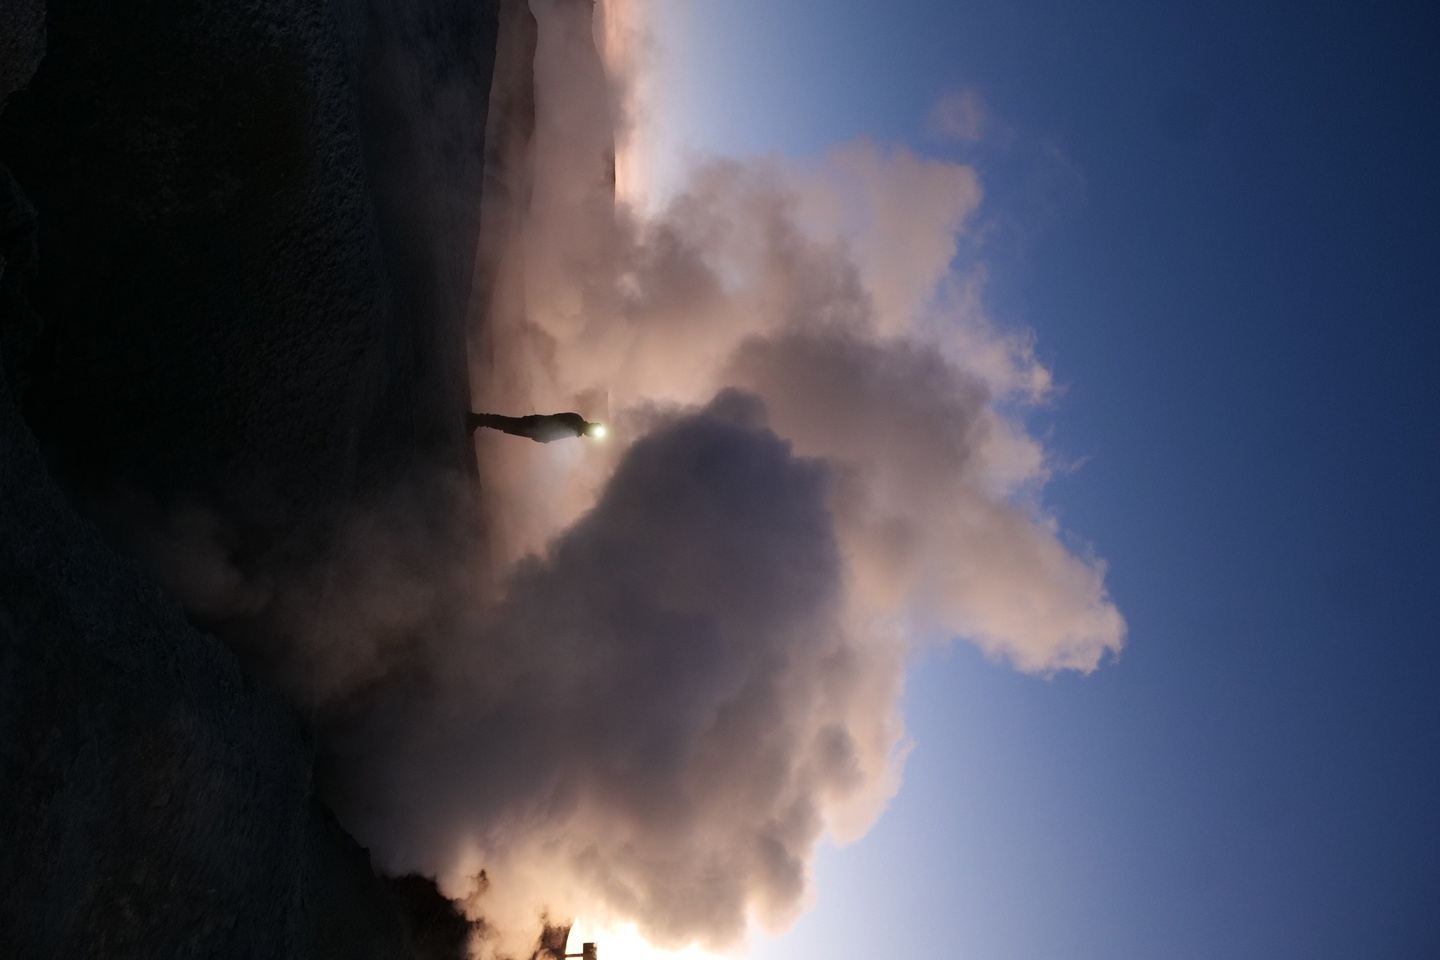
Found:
[321,0,1129,953]
[321,0,1126,955]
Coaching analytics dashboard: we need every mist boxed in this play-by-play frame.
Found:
[135,0,1125,955]
[351,0,1122,952]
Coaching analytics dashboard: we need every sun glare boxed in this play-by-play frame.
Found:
[597,0,659,208]
[565,919,737,960]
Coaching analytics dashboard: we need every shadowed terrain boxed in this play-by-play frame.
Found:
[0,0,543,954]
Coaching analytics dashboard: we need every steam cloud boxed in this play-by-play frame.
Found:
[329,394,895,953]
[324,2,1125,953]
[207,1,1126,955]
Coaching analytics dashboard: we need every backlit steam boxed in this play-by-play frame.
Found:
[319,1,1125,957]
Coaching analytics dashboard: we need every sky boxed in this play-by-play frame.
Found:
[616,1,1440,957]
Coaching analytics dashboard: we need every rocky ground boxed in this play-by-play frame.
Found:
[0,0,535,954]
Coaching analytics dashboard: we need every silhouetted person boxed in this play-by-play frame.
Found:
[468,411,606,443]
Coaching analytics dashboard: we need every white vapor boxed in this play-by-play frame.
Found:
[324,1,1125,956]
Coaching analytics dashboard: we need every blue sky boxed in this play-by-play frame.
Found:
[643,1,1440,956]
